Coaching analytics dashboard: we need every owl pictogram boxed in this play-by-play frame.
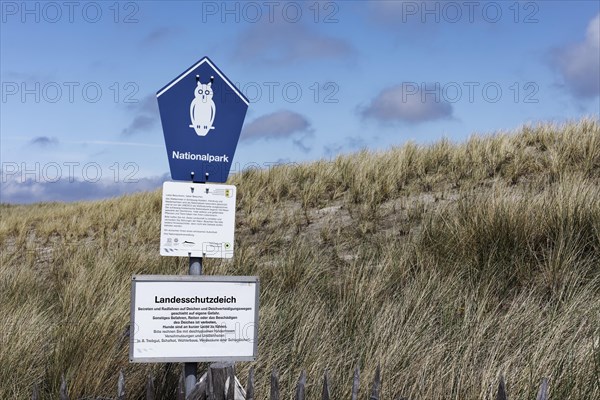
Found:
[189,75,216,136]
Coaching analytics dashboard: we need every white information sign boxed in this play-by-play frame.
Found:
[160,181,236,258]
[130,275,259,363]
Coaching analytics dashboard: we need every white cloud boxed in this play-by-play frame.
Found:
[553,14,600,99]
[241,110,314,152]
[141,27,179,46]
[30,136,59,147]
[241,110,312,141]
[0,174,167,204]
[121,94,160,136]
[233,19,354,65]
[360,83,453,124]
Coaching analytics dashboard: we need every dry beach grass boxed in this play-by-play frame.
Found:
[0,118,599,399]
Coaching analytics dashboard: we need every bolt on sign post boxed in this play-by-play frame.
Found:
[129,57,254,397]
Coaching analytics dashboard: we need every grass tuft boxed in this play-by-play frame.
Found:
[1,118,599,399]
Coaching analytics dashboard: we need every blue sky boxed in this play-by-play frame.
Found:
[1,0,599,203]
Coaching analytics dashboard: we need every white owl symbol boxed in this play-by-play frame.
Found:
[189,75,216,136]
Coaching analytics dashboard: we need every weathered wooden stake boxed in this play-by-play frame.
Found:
[206,362,235,400]
[206,365,214,400]
[295,370,306,400]
[536,377,549,400]
[351,365,360,400]
[226,364,235,400]
[146,374,155,400]
[496,375,507,400]
[31,383,39,400]
[117,369,125,400]
[322,370,331,400]
[178,368,186,400]
[270,368,280,400]
[246,367,255,400]
[369,365,381,400]
[59,374,69,400]
[187,372,207,400]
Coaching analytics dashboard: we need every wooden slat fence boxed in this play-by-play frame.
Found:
[32,364,550,400]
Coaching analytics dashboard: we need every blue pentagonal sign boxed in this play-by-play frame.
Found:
[157,57,249,182]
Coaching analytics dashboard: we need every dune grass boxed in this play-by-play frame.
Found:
[0,118,599,399]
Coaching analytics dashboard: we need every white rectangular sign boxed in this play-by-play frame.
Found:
[130,275,259,363]
[160,181,236,258]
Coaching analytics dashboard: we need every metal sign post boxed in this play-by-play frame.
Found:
[185,255,202,396]
[185,171,206,396]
